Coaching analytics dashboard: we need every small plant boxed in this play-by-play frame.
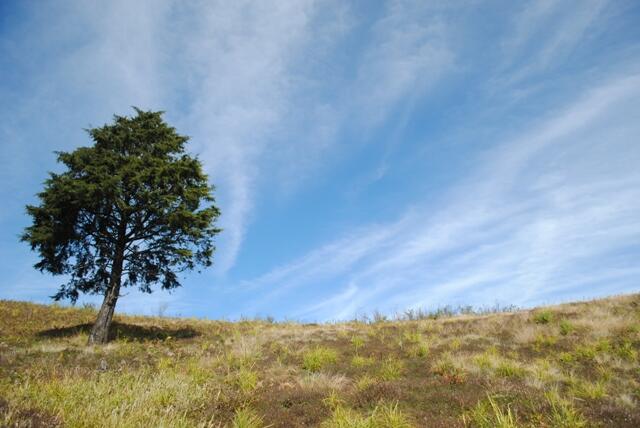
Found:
[559,320,574,336]
[462,395,518,428]
[495,361,526,379]
[406,341,429,358]
[232,408,265,428]
[449,338,462,351]
[323,390,346,410]
[351,336,366,354]
[614,339,638,361]
[473,353,493,371]
[533,310,554,324]
[402,330,422,344]
[545,390,587,427]
[236,366,259,394]
[303,346,338,372]
[321,402,413,428]
[534,333,557,351]
[351,355,375,368]
[558,352,575,364]
[320,406,365,428]
[370,402,414,428]
[570,379,607,400]
[356,374,377,391]
[379,357,404,381]
[431,355,467,384]
[574,344,597,361]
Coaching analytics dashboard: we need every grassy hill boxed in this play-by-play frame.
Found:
[1,294,639,427]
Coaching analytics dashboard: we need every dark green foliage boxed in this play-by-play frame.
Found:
[22,108,221,303]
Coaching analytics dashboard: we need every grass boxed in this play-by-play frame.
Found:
[302,347,339,372]
[462,395,518,428]
[1,293,639,427]
[532,309,554,324]
[321,402,413,428]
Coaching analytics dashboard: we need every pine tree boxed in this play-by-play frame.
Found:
[22,108,221,344]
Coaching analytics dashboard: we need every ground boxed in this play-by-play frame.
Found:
[0,294,639,427]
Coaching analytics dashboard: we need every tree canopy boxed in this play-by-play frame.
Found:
[22,108,221,343]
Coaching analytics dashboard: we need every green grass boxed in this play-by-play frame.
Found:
[321,402,413,428]
[302,346,339,372]
[463,395,518,428]
[532,309,554,324]
[1,293,639,427]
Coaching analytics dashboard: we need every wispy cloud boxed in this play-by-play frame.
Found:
[246,73,640,320]
[498,0,609,87]
[1,1,638,319]
[351,0,454,126]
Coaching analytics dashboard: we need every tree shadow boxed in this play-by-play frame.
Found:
[37,321,199,342]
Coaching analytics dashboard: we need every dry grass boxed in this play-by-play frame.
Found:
[0,293,639,427]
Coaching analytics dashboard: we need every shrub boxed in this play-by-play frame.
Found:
[303,347,338,372]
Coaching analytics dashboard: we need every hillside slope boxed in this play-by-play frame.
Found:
[1,294,639,427]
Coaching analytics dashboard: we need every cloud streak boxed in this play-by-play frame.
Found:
[245,72,640,320]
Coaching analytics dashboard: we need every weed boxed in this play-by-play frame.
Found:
[356,375,377,391]
[323,390,346,410]
[462,395,518,428]
[231,408,265,428]
[236,366,259,394]
[303,347,338,372]
[534,333,557,351]
[473,353,493,371]
[559,320,574,336]
[431,355,467,384]
[321,402,413,428]
[573,344,596,361]
[351,336,366,354]
[615,339,638,361]
[406,342,429,358]
[449,338,462,351]
[558,352,575,364]
[495,361,526,379]
[533,310,554,325]
[545,390,587,427]
[570,378,607,400]
[379,357,404,381]
[402,330,422,344]
[351,355,375,368]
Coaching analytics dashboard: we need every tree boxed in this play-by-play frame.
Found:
[22,108,221,344]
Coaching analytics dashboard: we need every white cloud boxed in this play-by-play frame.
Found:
[248,72,640,320]
[352,0,454,127]
[498,0,609,86]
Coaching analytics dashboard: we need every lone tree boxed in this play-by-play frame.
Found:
[22,109,221,344]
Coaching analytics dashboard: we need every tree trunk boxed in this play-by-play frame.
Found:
[87,275,121,344]
[88,222,126,345]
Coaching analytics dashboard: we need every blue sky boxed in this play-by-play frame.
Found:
[1,0,639,320]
